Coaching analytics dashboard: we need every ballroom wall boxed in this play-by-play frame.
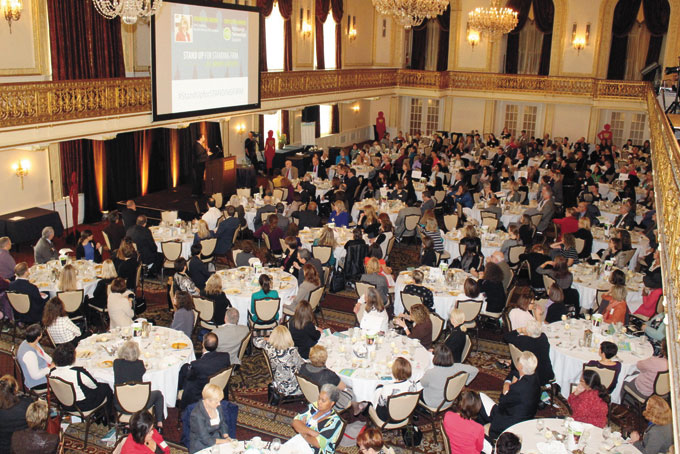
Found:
[0,148,53,215]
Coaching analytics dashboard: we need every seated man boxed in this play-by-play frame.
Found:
[178,333,231,409]
[8,262,48,324]
[211,308,250,365]
[214,206,240,255]
[292,201,322,229]
[34,227,59,265]
[126,215,163,275]
[394,201,421,238]
[523,186,555,232]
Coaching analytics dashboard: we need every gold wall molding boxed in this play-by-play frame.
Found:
[0,70,650,128]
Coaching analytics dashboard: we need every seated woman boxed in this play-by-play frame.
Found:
[75,230,102,263]
[253,326,304,396]
[189,385,231,454]
[477,263,506,315]
[192,220,214,246]
[16,324,52,392]
[423,343,477,411]
[624,340,668,400]
[170,290,195,340]
[115,239,139,291]
[573,216,594,260]
[285,264,321,315]
[250,274,280,324]
[172,258,199,296]
[329,201,350,228]
[629,396,673,454]
[442,391,485,454]
[58,264,78,292]
[420,236,438,267]
[601,284,628,325]
[374,214,394,259]
[108,277,135,328]
[10,400,59,454]
[597,269,626,315]
[292,384,344,454]
[507,294,542,332]
[358,205,380,237]
[394,303,433,349]
[299,346,354,412]
[88,259,118,312]
[596,238,628,269]
[402,270,434,310]
[254,214,284,254]
[503,320,554,386]
[360,257,390,303]
[288,300,322,360]
[519,243,550,290]
[201,274,231,327]
[281,236,301,277]
[0,375,33,453]
[49,343,112,414]
[42,296,82,346]
[451,243,484,274]
[550,233,580,266]
[643,312,666,356]
[313,226,338,268]
[500,225,521,263]
[357,428,395,454]
[421,218,444,253]
[374,357,422,421]
[536,255,573,290]
[567,369,609,428]
[585,341,622,394]
[444,309,478,380]
[114,341,166,431]
[235,240,257,267]
[354,287,389,333]
[518,215,535,246]
[543,284,568,323]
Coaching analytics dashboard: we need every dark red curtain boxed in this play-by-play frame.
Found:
[279,0,293,70]
[606,0,642,80]
[60,140,99,222]
[504,0,533,74]
[47,0,125,80]
[331,104,340,134]
[282,110,290,142]
[315,0,331,69]
[331,0,344,69]
[436,6,450,71]
[410,22,428,70]
[533,0,554,75]
[642,0,670,80]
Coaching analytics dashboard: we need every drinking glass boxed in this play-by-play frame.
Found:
[270,438,282,451]
[602,426,611,441]
[536,419,545,431]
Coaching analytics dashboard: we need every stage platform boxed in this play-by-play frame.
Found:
[117,185,206,223]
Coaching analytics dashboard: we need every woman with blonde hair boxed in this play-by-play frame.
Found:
[354,287,388,333]
[285,263,320,314]
[360,257,389,302]
[42,297,82,346]
[88,259,118,314]
[394,303,433,349]
[460,224,482,254]
[630,395,673,454]
[313,226,337,267]
[421,217,444,253]
[253,325,304,396]
[358,205,380,236]
[58,264,78,292]
[329,200,349,227]
[201,274,230,326]
[445,307,472,363]
[193,220,213,245]
[189,384,232,453]
[10,399,59,454]
[602,284,628,324]
[574,215,593,259]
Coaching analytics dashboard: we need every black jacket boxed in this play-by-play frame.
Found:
[0,397,32,453]
[444,327,466,363]
[489,373,540,439]
[288,321,321,360]
[292,210,322,229]
[8,278,48,324]
[344,241,368,280]
[613,212,636,230]
[121,208,138,230]
[103,222,126,251]
[179,350,231,408]
[503,331,554,385]
[126,225,158,265]
[188,256,211,290]
[215,216,240,255]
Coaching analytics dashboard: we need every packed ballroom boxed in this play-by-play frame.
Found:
[0,0,679,453]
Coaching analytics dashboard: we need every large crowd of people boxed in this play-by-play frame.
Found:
[0,128,673,454]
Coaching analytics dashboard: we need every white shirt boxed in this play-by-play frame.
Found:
[202,207,222,231]
[360,309,389,333]
[50,366,98,402]
[108,291,134,329]
[21,345,52,382]
[47,316,81,344]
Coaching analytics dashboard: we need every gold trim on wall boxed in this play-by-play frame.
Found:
[0,0,48,76]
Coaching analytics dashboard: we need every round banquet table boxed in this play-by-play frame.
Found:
[470,203,523,227]
[393,266,475,320]
[594,201,646,225]
[242,198,289,232]
[544,319,653,404]
[312,179,333,201]
[298,226,356,266]
[501,418,641,454]
[151,226,194,259]
[351,199,402,226]
[569,263,644,313]
[75,326,195,416]
[317,328,433,406]
[443,229,508,260]
[216,267,298,326]
[590,227,649,271]
[29,260,100,298]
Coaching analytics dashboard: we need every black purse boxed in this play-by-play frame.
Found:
[401,426,423,447]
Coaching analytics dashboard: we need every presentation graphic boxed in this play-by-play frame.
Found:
[174,14,193,42]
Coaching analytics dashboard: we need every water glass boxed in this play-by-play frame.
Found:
[602,426,611,440]
[270,438,282,451]
[536,419,545,431]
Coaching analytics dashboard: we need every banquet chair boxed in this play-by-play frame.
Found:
[101,231,112,251]
[193,297,217,330]
[508,343,523,369]
[384,236,396,264]
[461,334,472,363]
[430,313,445,344]
[542,274,556,292]
[237,188,250,198]
[434,190,446,205]
[261,233,282,260]
[161,211,178,224]
[296,373,321,405]
[455,299,483,350]
[400,292,423,314]
[312,245,333,265]
[507,245,526,269]
[367,391,422,454]
[473,192,482,204]
[583,364,618,394]
[208,366,234,400]
[114,381,152,437]
[261,350,305,421]
[443,214,459,232]
[619,249,636,268]
[279,238,289,255]
[519,191,528,204]
[231,225,241,251]
[630,292,664,325]
[530,213,543,229]
[481,217,499,231]
[261,213,272,225]
[322,265,332,291]
[458,243,466,258]
[574,237,586,256]
[399,215,421,241]
[272,188,285,201]
[354,303,365,326]
[58,289,86,327]
[417,372,468,445]
[48,376,109,448]
[440,421,452,454]
[356,281,377,299]
[593,288,607,313]
[7,292,30,342]
[200,238,217,265]
[161,241,183,281]
[212,193,223,209]
[307,285,326,324]
[621,370,670,416]
[112,436,125,454]
[248,298,281,333]
[234,330,253,387]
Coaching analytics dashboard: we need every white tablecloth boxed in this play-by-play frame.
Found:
[570,263,644,313]
[216,267,298,325]
[351,199,403,225]
[443,230,508,260]
[470,205,523,228]
[590,227,649,271]
[29,260,101,298]
[75,326,195,415]
[595,201,646,225]
[502,418,641,454]
[545,319,652,404]
[318,329,433,406]
[298,226,356,266]
[151,226,194,259]
[393,267,471,320]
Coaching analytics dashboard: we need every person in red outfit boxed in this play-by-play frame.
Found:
[443,391,485,454]
[121,411,170,454]
[567,369,610,428]
[552,207,579,241]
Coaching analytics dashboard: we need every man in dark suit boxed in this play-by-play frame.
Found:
[613,202,636,230]
[121,200,138,230]
[103,211,126,251]
[345,169,360,203]
[254,195,276,231]
[187,244,211,290]
[292,201,321,229]
[525,186,555,232]
[178,333,231,408]
[296,248,324,285]
[8,262,48,324]
[307,155,327,180]
[215,206,241,255]
[126,215,162,275]
[34,226,59,265]
[420,191,435,214]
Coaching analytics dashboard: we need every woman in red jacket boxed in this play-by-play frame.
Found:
[122,411,170,454]
[567,369,609,428]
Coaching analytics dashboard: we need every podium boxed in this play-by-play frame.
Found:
[205,156,237,199]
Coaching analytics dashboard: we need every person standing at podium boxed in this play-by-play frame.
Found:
[193,134,211,197]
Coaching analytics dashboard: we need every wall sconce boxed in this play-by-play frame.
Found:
[299,8,311,38]
[0,0,22,33]
[235,123,246,135]
[11,159,30,189]
[347,15,357,41]
[466,24,480,49]
[352,104,360,113]
[571,22,590,55]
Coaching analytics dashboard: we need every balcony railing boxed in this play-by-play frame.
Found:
[0,70,649,128]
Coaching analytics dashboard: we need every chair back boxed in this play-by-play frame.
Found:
[200,238,217,258]
[530,213,543,228]
[542,274,556,292]
[272,188,284,201]
[594,288,607,313]
[481,217,498,231]
[430,313,445,343]
[296,374,321,404]
[194,298,215,324]
[232,225,241,245]
[456,299,483,324]
[208,366,233,392]
[308,286,325,311]
[440,421,452,454]
[279,238,289,254]
[583,364,617,392]
[312,245,333,264]
[443,371,468,407]
[653,370,670,397]
[212,193,223,208]
[161,211,178,224]
[261,212,272,224]
[574,237,586,254]
[443,214,458,232]
[508,245,525,267]
[404,214,420,232]
[655,294,665,316]
[48,376,76,408]
[620,249,636,267]
[261,349,274,379]
[7,292,31,315]
[253,298,281,323]
[135,263,143,289]
[237,330,253,363]
[384,235,396,262]
[461,334,472,363]
[115,382,151,415]
[401,292,423,313]
[434,190,446,204]
[261,232,272,250]
[161,241,183,262]
[57,290,84,314]
[237,188,251,198]
[385,391,421,424]
[356,281,377,299]
[508,343,523,369]
[322,266,332,289]
[473,192,482,204]
[102,231,112,250]
[519,191,528,204]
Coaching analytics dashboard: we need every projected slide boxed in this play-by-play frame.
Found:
[152,0,260,121]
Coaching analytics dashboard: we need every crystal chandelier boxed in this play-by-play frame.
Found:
[92,0,163,25]
[372,0,449,29]
[0,0,22,33]
[467,0,518,42]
